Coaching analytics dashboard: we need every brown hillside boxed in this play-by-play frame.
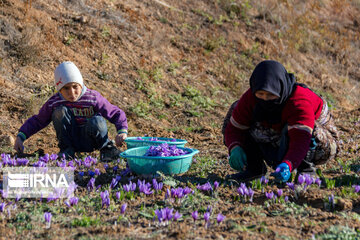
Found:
[1,0,359,155]
[0,1,360,239]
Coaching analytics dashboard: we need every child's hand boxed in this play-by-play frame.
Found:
[115,133,127,147]
[14,136,24,154]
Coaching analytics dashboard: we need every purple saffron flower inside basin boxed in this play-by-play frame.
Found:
[145,143,188,157]
[120,145,199,175]
[125,137,187,149]
[216,213,225,224]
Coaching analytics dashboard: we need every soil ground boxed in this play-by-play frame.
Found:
[0,0,359,239]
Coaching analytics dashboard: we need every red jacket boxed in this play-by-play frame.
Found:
[224,85,323,170]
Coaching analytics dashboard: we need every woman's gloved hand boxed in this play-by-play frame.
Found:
[229,146,247,172]
[271,162,291,182]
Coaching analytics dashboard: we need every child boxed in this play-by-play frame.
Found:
[14,61,128,161]
[223,60,339,182]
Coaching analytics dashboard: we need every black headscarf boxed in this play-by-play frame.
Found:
[250,60,296,124]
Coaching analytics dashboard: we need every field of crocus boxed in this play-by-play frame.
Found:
[1,128,360,239]
[1,0,360,239]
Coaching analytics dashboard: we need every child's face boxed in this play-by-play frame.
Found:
[59,83,82,102]
[255,90,279,101]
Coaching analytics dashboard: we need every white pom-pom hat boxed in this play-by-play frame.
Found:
[54,61,84,91]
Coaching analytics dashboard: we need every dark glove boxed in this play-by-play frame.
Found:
[271,162,291,182]
[229,146,247,172]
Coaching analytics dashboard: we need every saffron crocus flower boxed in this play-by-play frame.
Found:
[277,189,283,197]
[69,197,79,206]
[265,191,274,200]
[214,181,219,190]
[248,188,254,202]
[15,193,21,202]
[44,212,52,228]
[116,192,121,201]
[154,209,163,223]
[173,211,182,221]
[197,182,213,192]
[138,180,154,195]
[284,196,289,202]
[0,202,5,212]
[16,158,29,166]
[297,174,305,185]
[204,212,210,222]
[191,211,199,221]
[100,190,110,208]
[94,168,101,176]
[286,182,295,191]
[216,213,225,224]
[353,185,360,193]
[120,203,127,214]
[183,187,193,195]
[315,178,322,187]
[50,154,58,161]
[110,178,118,189]
[304,174,314,186]
[329,194,335,209]
[161,207,174,222]
[39,154,50,163]
[237,187,244,196]
[87,178,96,192]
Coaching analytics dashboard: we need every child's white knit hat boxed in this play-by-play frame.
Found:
[54,61,84,91]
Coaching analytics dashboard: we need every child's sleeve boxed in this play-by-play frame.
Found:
[224,89,254,152]
[95,92,128,134]
[18,100,53,141]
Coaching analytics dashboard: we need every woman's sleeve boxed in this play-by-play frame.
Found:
[282,99,315,170]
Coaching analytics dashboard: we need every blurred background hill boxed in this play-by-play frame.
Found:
[0,0,359,154]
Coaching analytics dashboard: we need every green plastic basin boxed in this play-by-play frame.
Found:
[125,137,187,149]
[120,146,199,175]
